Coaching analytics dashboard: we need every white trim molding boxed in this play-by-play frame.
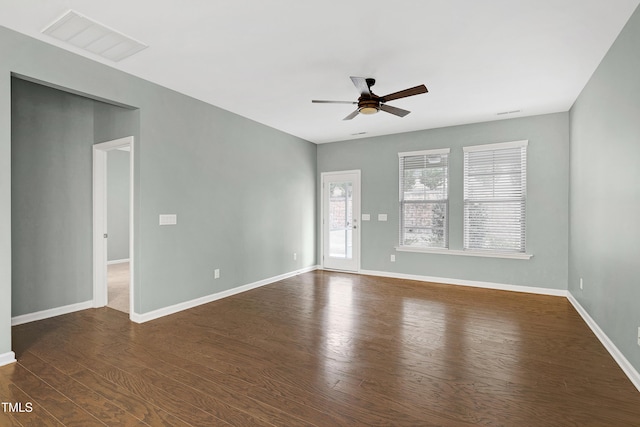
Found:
[398,147,451,157]
[11,300,93,326]
[359,269,567,297]
[0,351,16,367]
[463,139,528,152]
[107,258,130,265]
[395,246,533,260]
[130,265,319,324]
[567,292,640,393]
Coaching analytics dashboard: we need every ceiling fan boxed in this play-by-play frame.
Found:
[312,76,428,120]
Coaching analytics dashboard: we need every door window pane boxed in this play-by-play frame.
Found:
[329,182,353,259]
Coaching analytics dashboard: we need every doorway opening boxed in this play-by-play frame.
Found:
[11,77,139,331]
[93,137,135,315]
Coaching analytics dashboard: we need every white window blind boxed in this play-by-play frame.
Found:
[463,140,527,253]
[399,148,450,248]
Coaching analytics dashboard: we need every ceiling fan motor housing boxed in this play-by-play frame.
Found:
[358,98,380,114]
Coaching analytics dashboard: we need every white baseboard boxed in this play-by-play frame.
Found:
[11,300,94,326]
[107,258,130,265]
[567,292,640,393]
[359,269,568,297]
[0,351,16,367]
[130,265,319,324]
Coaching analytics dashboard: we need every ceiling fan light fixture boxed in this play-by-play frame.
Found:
[359,106,379,115]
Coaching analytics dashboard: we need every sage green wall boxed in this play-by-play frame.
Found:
[318,113,569,289]
[94,101,138,145]
[12,78,95,316]
[107,149,130,262]
[0,25,316,357]
[569,5,640,372]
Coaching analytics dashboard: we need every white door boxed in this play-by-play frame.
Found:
[322,171,360,272]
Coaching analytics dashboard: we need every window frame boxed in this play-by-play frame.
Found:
[398,148,450,250]
[463,140,528,254]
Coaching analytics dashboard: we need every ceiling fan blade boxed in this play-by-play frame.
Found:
[343,109,360,120]
[380,84,428,103]
[379,104,411,117]
[312,100,357,104]
[350,76,372,97]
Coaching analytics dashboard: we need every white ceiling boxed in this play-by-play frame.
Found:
[1,1,639,143]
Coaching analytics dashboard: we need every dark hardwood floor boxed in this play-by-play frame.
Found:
[3,270,640,426]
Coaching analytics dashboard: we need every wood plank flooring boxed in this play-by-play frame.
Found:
[3,270,640,426]
[107,262,129,314]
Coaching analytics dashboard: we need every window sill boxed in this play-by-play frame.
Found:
[394,246,533,260]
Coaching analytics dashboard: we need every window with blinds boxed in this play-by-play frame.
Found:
[399,148,450,248]
[463,140,527,253]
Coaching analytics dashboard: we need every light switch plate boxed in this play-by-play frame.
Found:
[159,214,177,225]
[378,214,388,221]
[362,214,371,221]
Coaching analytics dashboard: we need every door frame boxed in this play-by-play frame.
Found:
[321,170,361,272]
[92,136,135,317]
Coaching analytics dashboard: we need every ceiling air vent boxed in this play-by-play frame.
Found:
[497,110,521,116]
[42,10,147,62]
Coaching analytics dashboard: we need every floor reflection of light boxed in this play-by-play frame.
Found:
[317,278,524,403]
[321,277,354,389]
[401,298,447,357]
[457,307,522,379]
[325,277,353,351]
[399,295,523,404]
[402,295,523,388]
[399,297,447,397]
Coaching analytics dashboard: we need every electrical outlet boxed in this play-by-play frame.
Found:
[214,269,220,279]
[580,278,583,290]
[293,252,297,261]
[390,254,396,262]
